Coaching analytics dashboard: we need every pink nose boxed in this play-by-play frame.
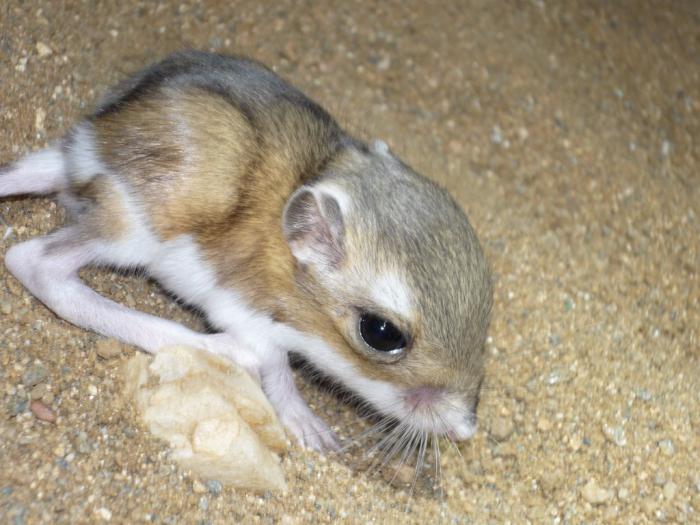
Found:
[404,386,443,410]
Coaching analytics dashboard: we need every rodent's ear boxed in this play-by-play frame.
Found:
[282,186,345,269]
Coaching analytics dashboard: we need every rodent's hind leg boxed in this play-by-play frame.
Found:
[3,226,260,376]
[261,352,339,452]
[0,144,68,197]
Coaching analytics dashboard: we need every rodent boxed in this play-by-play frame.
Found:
[0,51,493,452]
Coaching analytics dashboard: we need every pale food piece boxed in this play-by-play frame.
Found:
[124,345,288,492]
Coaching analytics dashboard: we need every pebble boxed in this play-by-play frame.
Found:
[192,480,207,494]
[663,481,677,500]
[490,125,504,145]
[205,480,223,496]
[95,339,123,359]
[35,108,46,132]
[23,363,47,387]
[658,439,675,456]
[538,470,563,495]
[581,479,611,505]
[490,417,514,440]
[76,432,92,454]
[11,394,28,415]
[602,424,627,447]
[7,503,26,525]
[35,42,53,57]
[618,487,629,500]
[492,442,517,458]
[30,383,48,400]
[6,276,23,296]
[693,494,700,512]
[635,388,653,401]
[96,507,112,521]
[15,56,28,73]
[0,300,12,315]
[198,496,208,511]
[375,55,391,71]
[537,417,552,432]
[382,463,414,486]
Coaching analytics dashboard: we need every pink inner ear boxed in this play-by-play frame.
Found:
[284,188,345,268]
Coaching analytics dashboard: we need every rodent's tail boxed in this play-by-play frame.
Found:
[0,143,68,197]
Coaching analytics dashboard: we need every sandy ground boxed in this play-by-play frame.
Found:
[1,0,699,523]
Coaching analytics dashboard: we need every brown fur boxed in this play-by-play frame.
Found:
[68,175,127,240]
[92,87,448,389]
[83,52,489,401]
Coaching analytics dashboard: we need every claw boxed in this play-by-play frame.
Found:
[279,400,339,452]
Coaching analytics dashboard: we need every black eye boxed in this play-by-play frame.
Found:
[359,313,407,353]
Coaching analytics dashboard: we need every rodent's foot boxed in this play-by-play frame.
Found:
[278,399,339,452]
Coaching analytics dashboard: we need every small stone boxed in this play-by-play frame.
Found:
[7,503,26,525]
[490,417,514,440]
[96,507,112,521]
[205,479,223,496]
[490,125,503,145]
[76,432,92,454]
[658,439,675,456]
[618,487,629,500]
[11,395,28,415]
[41,391,55,405]
[192,480,207,494]
[692,494,700,511]
[23,364,47,387]
[492,442,517,458]
[88,384,98,396]
[35,42,53,58]
[95,339,122,359]
[654,472,666,486]
[376,55,391,71]
[15,56,28,72]
[545,368,570,385]
[198,496,208,511]
[663,481,677,500]
[537,417,552,432]
[35,108,46,132]
[602,424,627,447]
[581,479,611,505]
[661,140,672,157]
[382,463,414,487]
[30,384,48,400]
[641,499,657,516]
[0,300,12,315]
[539,469,563,495]
[635,388,652,401]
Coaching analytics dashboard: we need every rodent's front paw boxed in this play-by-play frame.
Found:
[278,400,339,453]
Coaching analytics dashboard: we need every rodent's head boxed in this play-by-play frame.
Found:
[282,141,493,441]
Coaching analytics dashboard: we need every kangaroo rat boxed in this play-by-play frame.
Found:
[1,51,492,452]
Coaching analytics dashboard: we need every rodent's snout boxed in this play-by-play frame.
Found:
[402,386,478,440]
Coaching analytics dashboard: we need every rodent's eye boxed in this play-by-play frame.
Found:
[359,313,407,354]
